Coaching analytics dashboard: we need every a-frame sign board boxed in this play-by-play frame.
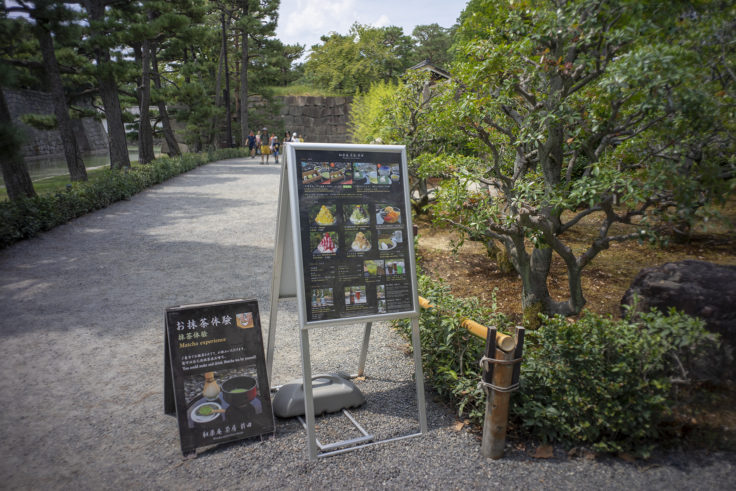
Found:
[266,142,427,460]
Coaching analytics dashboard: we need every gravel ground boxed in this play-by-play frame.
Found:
[1,157,734,490]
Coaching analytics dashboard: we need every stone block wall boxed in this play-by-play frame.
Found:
[3,88,109,159]
[278,95,352,143]
[6,89,353,159]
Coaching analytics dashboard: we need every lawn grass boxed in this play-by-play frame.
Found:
[0,165,114,202]
[268,84,346,97]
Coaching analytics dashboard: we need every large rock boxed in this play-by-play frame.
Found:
[621,260,736,346]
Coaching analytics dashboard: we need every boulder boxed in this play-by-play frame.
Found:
[621,260,736,346]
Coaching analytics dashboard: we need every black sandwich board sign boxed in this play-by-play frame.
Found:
[266,143,427,460]
[164,298,275,457]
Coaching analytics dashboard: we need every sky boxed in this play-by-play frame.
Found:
[276,0,468,56]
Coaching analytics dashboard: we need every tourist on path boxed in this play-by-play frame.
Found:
[270,133,280,165]
[247,130,256,157]
[260,128,271,164]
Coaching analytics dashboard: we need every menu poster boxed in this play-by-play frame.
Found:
[164,299,275,456]
[294,148,416,323]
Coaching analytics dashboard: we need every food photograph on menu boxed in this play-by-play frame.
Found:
[376,204,401,225]
[311,230,339,255]
[344,204,371,226]
[312,204,337,226]
[294,148,415,322]
[346,229,372,253]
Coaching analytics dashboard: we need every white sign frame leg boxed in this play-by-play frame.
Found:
[295,317,427,459]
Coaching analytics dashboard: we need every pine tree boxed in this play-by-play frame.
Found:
[0,88,36,200]
[25,1,87,181]
[79,0,132,170]
[231,0,279,145]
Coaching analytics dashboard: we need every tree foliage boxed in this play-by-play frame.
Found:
[350,70,467,211]
[0,0,291,180]
[419,0,735,318]
[412,23,454,68]
[304,22,456,94]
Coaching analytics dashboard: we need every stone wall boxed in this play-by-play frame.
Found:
[3,88,109,159]
[4,89,353,159]
[277,95,352,143]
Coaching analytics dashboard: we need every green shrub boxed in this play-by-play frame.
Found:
[513,310,719,455]
[0,149,249,249]
[394,273,512,424]
[397,272,721,455]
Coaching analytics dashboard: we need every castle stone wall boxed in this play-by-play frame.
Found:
[277,95,352,143]
[3,88,109,159]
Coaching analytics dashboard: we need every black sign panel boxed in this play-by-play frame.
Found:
[164,299,274,456]
[294,148,415,323]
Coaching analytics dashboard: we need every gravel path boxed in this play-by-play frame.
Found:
[1,157,733,490]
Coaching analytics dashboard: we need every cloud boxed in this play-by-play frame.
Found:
[371,14,391,28]
[278,0,358,47]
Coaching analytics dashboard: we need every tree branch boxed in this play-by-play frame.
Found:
[564,150,577,183]
[444,218,513,243]
[4,6,30,13]
[560,204,604,233]
[3,58,78,74]
[481,115,513,139]
[521,55,541,69]
[500,104,524,126]
[472,125,513,189]
[514,83,537,107]
[566,68,604,96]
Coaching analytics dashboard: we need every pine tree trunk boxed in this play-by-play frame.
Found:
[233,35,240,135]
[211,42,224,148]
[36,22,87,182]
[99,71,131,170]
[85,0,130,170]
[239,30,249,147]
[151,48,180,157]
[138,38,155,164]
[0,90,36,200]
[223,25,233,148]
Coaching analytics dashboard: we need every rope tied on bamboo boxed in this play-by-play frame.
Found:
[477,355,523,393]
[478,355,523,366]
[478,381,520,393]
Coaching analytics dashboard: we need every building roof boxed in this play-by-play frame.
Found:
[407,60,452,80]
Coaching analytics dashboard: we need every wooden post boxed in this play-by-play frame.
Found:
[480,334,516,459]
[416,295,524,459]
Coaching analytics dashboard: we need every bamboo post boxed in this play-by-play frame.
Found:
[480,334,515,459]
[462,318,515,351]
[417,296,524,459]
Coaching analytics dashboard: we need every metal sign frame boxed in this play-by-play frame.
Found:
[267,142,427,460]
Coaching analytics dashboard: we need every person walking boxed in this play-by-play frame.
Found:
[247,130,256,158]
[270,133,280,165]
[260,128,270,164]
